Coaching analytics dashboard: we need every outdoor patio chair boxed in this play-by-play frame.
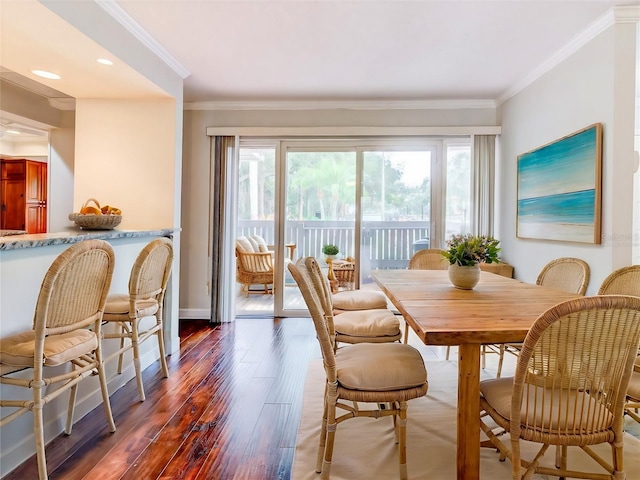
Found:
[102,237,173,402]
[302,257,402,347]
[235,235,296,296]
[0,240,117,480]
[496,256,590,377]
[479,295,640,480]
[288,258,428,480]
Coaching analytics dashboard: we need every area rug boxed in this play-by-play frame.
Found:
[292,358,640,479]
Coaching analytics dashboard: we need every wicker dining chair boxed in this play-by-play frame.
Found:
[0,240,117,480]
[102,237,173,402]
[288,258,428,480]
[496,257,590,377]
[302,257,402,347]
[627,356,640,423]
[408,248,448,270]
[479,295,640,480]
[405,249,452,350]
[597,264,640,423]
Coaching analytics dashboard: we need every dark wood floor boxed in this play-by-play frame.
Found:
[5,317,319,480]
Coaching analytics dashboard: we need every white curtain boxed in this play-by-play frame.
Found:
[471,135,496,237]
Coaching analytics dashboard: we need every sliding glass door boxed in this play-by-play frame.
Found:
[235,138,470,317]
[359,148,436,286]
[282,148,357,314]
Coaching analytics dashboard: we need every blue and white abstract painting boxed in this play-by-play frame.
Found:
[517,124,602,243]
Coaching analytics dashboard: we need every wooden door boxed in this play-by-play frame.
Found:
[1,178,26,230]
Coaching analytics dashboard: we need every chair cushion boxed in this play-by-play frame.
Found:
[0,329,98,367]
[247,236,260,252]
[336,343,427,391]
[332,290,388,312]
[481,376,614,431]
[236,236,255,253]
[334,309,400,338]
[251,235,270,253]
[103,293,158,320]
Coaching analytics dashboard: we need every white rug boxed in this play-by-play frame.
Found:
[292,357,640,480]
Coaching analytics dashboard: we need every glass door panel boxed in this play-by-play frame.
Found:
[445,144,471,238]
[360,149,434,285]
[236,146,276,316]
[283,149,356,313]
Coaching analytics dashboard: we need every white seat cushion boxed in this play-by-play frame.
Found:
[0,329,98,367]
[336,342,427,391]
[334,309,400,338]
[332,290,388,312]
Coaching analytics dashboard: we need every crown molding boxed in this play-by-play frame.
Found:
[95,0,191,79]
[185,99,497,111]
[497,6,638,106]
[613,5,640,23]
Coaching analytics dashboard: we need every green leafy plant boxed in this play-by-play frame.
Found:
[441,234,501,267]
[322,244,339,256]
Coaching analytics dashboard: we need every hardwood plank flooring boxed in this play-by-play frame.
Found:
[4,318,319,480]
[6,317,639,479]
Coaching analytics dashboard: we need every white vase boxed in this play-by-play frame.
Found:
[448,264,481,290]
[324,254,338,264]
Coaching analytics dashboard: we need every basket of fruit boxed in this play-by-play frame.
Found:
[69,198,122,230]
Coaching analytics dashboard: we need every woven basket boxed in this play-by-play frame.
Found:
[69,198,122,230]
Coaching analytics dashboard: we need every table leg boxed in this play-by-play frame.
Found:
[457,343,481,480]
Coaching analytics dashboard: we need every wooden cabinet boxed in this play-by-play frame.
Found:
[1,159,47,233]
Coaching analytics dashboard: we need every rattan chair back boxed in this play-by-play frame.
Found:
[480,295,640,479]
[127,237,173,320]
[408,249,448,270]
[299,257,337,348]
[288,258,338,381]
[598,264,640,296]
[598,264,640,423]
[536,257,590,295]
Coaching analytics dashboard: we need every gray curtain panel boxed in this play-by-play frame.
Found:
[210,136,235,324]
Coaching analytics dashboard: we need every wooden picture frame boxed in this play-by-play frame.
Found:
[516,123,602,244]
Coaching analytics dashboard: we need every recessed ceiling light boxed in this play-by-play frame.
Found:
[6,130,21,135]
[97,58,113,66]
[32,70,61,80]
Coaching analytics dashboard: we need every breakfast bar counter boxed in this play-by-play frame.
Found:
[0,227,179,476]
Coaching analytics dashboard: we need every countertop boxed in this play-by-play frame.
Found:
[0,227,177,251]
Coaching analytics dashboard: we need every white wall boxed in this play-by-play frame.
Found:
[48,112,76,232]
[180,107,498,316]
[74,99,176,229]
[497,22,637,294]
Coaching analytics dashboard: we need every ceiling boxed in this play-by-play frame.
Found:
[0,0,637,110]
[116,0,639,104]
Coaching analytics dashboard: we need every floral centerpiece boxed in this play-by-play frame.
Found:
[441,234,501,289]
[441,234,500,266]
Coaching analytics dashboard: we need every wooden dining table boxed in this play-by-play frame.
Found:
[371,269,581,480]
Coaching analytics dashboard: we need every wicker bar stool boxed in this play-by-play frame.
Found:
[102,237,173,402]
[0,240,117,480]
